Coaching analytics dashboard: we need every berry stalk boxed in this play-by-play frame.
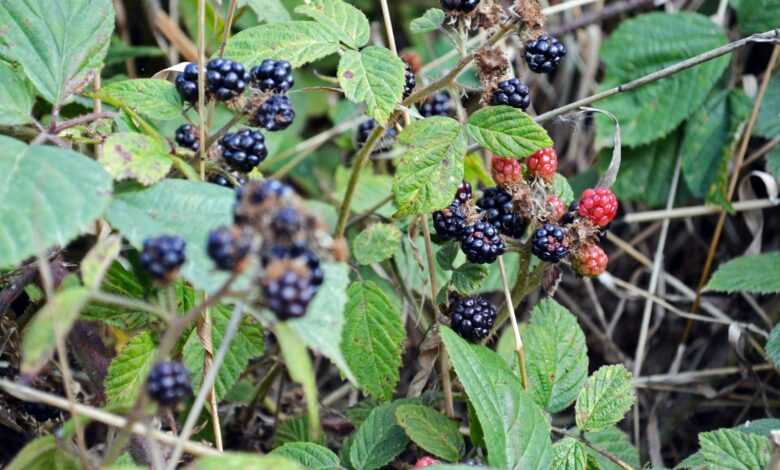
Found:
[498,256,528,391]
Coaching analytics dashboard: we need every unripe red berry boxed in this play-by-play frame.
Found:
[526,147,558,182]
[415,456,441,467]
[491,155,523,186]
[572,243,608,277]
[547,195,566,222]
[578,188,618,227]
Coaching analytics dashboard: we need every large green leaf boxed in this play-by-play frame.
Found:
[575,365,635,432]
[104,331,157,410]
[0,0,114,105]
[552,438,589,470]
[392,117,467,216]
[193,453,303,470]
[239,0,291,23]
[353,223,402,265]
[441,326,553,469]
[582,427,641,470]
[81,262,152,330]
[699,428,770,470]
[523,299,588,413]
[105,179,234,293]
[410,9,446,33]
[395,404,465,462]
[0,60,35,125]
[342,281,405,401]
[349,400,411,470]
[222,21,340,68]
[183,305,264,401]
[277,322,321,441]
[295,0,369,49]
[467,106,553,158]
[0,136,113,269]
[731,0,780,34]
[754,76,780,139]
[6,435,80,470]
[100,132,173,186]
[270,443,343,470]
[595,12,729,147]
[96,79,183,121]
[705,252,780,294]
[338,47,405,125]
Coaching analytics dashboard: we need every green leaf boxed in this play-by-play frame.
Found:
[440,326,553,469]
[595,12,729,147]
[523,299,588,413]
[0,0,114,105]
[393,117,467,216]
[273,417,324,448]
[349,400,411,470]
[270,443,343,470]
[552,173,575,205]
[182,305,264,401]
[466,106,553,158]
[552,438,589,470]
[731,0,780,34]
[699,428,770,470]
[353,223,402,265]
[105,179,234,293]
[410,8,446,33]
[81,235,122,289]
[276,322,321,441]
[96,79,183,121]
[0,136,113,270]
[100,132,173,186]
[295,0,369,49]
[754,76,780,139]
[81,262,151,330]
[582,427,641,470]
[335,166,395,217]
[735,418,780,436]
[193,453,303,470]
[342,281,405,401]
[451,263,489,294]
[676,451,707,470]
[575,364,635,432]
[436,241,461,271]
[104,331,157,410]
[767,147,780,180]
[0,60,35,125]
[289,263,356,384]
[223,21,340,68]
[705,252,780,294]
[395,404,465,462]
[338,47,405,125]
[239,0,291,23]
[6,435,80,470]
[21,287,90,374]
[766,325,780,368]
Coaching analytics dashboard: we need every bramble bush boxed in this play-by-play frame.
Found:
[1,0,780,468]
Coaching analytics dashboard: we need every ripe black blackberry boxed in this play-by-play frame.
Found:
[250,59,294,93]
[234,179,294,225]
[441,0,479,13]
[206,58,248,101]
[252,95,295,131]
[209,174,246,188]
[419,91,452,117]
[490,78,530,110]
[561,201,579,225]
[146,361,192,406]
[139,235,186,281]
[271,207,302,237]
[207,226,252,271]
[262,243,324,319]
[432,203,466,241]
[220,128,268,173]
[261,242,324,286]
[175,124,199,152]
[531,223,568,262]
[450,296,496,342]
[403,62,416,99]
[355,119,398,153]
[175,63,200,103]
[525,35,567,74]
[460,221,505,264]
[477,187,527,238]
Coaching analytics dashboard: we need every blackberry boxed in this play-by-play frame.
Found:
[578,188,618,227]
[252,95,295,131]
[261,242,324,286]
[403,62,416,99]
[146,361,192,406]
[206,58,248,101]
[419,91,452,117]
[271,206,302,237]
[209,174,246,188]
[220,128,268,173]
[441,0,480,13]
[207,226,252,271]
[450,296,496,342]
[234,179,295,225]
[432,203,466,241]
[460,221,505,264]
[477,187,527,238]
[139,235,186,281]
[531,224,568,262]
[175,124,199,152]
[355,119,398,153]
[250,59,294,93]
[175,63,200,103]
[561,201,579,225]
[262,243,324,319]
[490,78,530,110]
[525,35,567,74]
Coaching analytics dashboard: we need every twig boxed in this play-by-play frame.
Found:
[51,112,116,134]
[498,256,529,390]
[56,334,93,469]
[345,194,394,229]
[622,197,780,223]
[218,0,239,58]
[205,112,245,149]
[633,364,774,386]
[196,305,223,452]
[197,0,207,181]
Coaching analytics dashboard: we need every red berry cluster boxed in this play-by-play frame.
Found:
[566,187,619,277]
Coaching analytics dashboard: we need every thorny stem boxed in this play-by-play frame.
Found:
[551,427,635,470]
[498,256,528,390]
[197,0,207,180]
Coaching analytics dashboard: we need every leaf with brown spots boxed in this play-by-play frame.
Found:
[100,132,173,186]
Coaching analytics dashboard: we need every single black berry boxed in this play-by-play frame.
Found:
[207,226,252,271]
[234,179,295,225]
[209,174,246,188]
[175,124,199,152]
[531,223,568,262]
[206,58,248,101]
[146,361,192,406]
[441,0,480,13]
[262,242,324,286]
[525,35,567,74]
[433,203,466,241]
[262,243,324,319]
[139,235,186,281]
[460,221,505,264]
[477,187,527,238]
[250,59,294,93]
[220,128,268,173]
[490,78,530,110]
[561,201,579,225]
[175,63,200,103]
[356,119,398,153]
[419,91,452,117]
[271,206,302,237]
[252,95,296,131]
[450,296,496,342]
[403,62,416,99]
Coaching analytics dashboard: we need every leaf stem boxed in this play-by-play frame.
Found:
[498,256,528,391]
[551,427,635,470]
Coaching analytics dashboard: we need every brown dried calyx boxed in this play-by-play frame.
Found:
[474,0,504,29]
[474,46,509,104]
[564,218,602,253]
[513,0,544,37]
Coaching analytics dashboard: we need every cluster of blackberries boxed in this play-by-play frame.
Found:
[477,187,526,238]
[250,59,294,93]
[250,95,295,131]
[219,128,268,172]
[176,60,248,104]
[449,295,496,342]
[440,0,480,14]
[403,62,416,100]
[419,91,453,117]
[490,78,530,110]
[139,235,186,282]
[146,361,192,406]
